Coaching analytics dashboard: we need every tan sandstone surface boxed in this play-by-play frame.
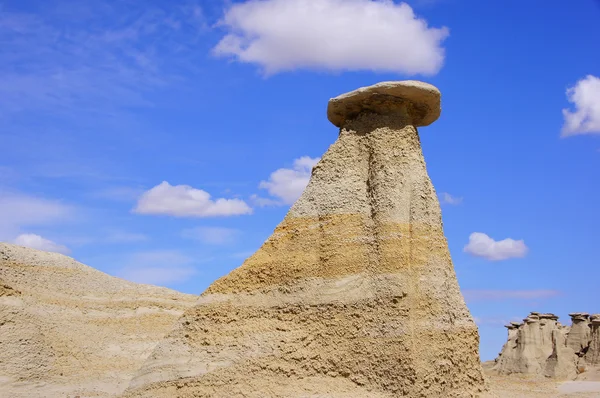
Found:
[0,243,196,397]
[122,81,486,398]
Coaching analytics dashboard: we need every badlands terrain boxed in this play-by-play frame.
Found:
[1,81,599,397]
[0,243,196,397]
[2,243,600,397]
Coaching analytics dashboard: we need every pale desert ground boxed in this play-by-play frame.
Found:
[483,362,600,398]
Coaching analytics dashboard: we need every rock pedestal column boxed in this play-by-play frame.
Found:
[586,314,600,365]
[123,81,486,398]
[567,313,591,354]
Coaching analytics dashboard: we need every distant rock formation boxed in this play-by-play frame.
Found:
[0,243,196,397]
[493,311,600,380]
[123,81,486,397]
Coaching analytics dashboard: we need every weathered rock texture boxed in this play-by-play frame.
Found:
[123,81,486,398]
[493,311,600,380]
[0,243,196,397]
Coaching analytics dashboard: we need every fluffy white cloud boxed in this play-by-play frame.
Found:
[463,232,528,261]
[134,181,252,218]
[181,226,240,245]
[562,75,600,136]
[116,250,196,286]
[258,156,320,205]
[439,192,463,205]
[12,233,70,254]
[213,0,449,75]
[464,290,561,302]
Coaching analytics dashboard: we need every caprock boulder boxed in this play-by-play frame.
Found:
[124,81,486,397]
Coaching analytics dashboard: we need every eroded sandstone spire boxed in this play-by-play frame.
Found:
[123,81,486,397]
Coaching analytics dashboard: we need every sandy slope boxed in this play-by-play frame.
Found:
[0,243,197,398]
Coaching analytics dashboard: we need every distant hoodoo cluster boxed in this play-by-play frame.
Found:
[493,311,600,379]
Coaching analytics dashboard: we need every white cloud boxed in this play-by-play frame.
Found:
[133,181,252,217]
[116,250,196,286]
[258,156,320,205]
[464,290,561,302]
[12,233,70,254]
[181,226,240,245]
[463,232,528,261]
[213,0,449,75]
[0,192,74,239]
[439,192,462,205]
[562,75,600,136]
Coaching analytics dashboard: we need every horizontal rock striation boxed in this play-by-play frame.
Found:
[123,81,486,398]
[0,243,196,397]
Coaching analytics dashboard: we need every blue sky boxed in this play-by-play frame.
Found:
[1,0,599,361]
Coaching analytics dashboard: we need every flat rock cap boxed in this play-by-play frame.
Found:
[327,80,441,128]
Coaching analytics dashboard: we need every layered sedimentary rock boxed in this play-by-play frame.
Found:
[0,243,196,397]
[493,311,600,380]
[124,81,486,397]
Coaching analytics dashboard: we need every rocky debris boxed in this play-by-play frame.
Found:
[0,243,196,397]
[493,311,600,380]
[123,81,486,397]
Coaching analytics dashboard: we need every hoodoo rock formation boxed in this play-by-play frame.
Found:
[493,311,600,380]
[0,243,196,397]
[123,81,486,397]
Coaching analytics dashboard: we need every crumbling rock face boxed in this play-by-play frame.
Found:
[0,243,196,397]
[493,311,600,380]
[123,81,486,398]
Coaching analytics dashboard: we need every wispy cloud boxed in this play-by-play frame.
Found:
[115,249,197,286]
[105,231,149,244]
[0,2,208,184]
[464,232,528,261]
[181,226,240,245]
[0,191,75,240]
[472,315,522,327]
[464,289,561,302]
[134,181,253,217]
[213,0,449,75]
[439,192,463,205]
[0,2,206,119]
